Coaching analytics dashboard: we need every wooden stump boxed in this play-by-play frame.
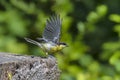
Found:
[0,52,60,80]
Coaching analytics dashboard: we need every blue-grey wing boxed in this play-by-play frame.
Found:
[43,15,62,43]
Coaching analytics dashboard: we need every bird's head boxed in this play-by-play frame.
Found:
[59,42,68,49]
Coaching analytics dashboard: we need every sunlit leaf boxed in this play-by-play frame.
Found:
[109,14,120,23]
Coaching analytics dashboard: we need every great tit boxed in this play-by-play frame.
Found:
[25,15,68,55]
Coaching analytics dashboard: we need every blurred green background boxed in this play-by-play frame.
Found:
[0,0,120,80]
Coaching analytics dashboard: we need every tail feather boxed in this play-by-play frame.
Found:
[36,38,47,42]
[24,38,41,47]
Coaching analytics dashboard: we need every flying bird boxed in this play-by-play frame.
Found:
[25,15,68,55]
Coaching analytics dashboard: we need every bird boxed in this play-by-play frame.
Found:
[25,15,68,55]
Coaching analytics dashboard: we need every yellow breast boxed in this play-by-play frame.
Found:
[50,45,63,53]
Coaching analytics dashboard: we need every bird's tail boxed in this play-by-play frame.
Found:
[24,38,42,47]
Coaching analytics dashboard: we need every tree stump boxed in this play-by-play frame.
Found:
[0,52,60,80]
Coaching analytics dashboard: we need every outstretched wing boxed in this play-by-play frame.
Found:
[42,15,62,43]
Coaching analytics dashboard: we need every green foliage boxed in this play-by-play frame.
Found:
[0,0,120,80]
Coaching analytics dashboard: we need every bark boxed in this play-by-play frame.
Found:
[0,52,60,80]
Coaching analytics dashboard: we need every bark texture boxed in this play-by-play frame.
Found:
[0,52,60,80]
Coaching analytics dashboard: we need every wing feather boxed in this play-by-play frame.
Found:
[42,15,62,43]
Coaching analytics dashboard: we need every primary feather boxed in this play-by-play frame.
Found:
[41,15,62,43]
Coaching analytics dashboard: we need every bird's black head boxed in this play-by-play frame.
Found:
[59,42,68,47]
